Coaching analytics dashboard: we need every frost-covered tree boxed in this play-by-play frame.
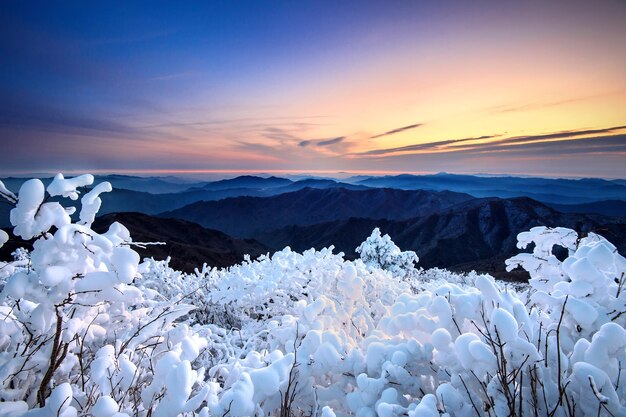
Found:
[0,176,209,417]
[356,227,418,277]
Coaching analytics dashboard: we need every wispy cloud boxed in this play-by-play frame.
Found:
[0,93,134,136]
[355,125,626,158]
[489,91,626,114]
[260,127,302,143]
[354,134,500,156]
[464,134,626,156]
[138,116,327,130]
[300,136,345,147]
[370,123,423,139]
[0,91,191,143]
[449,125,626,151]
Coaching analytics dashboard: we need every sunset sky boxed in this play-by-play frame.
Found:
[1,0,625,177]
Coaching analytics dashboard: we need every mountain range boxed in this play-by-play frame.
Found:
[353,173,626,204]
[1,173,624,279]
[0,212,270,273]
[159,187,473,237]
[2,173,625,227]
[159,188,625,276]
[92,213,270,272]
[255,196,626,277]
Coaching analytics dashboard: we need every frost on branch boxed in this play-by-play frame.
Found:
[79,181,112,226]
[505,226,579,292]
[356,227,418,277]
[0,179,17,203]
[47,173,94,200]
[1,175,626,416]
[0,229,8,249]
[0,174,209,417]
[10,179,70,240]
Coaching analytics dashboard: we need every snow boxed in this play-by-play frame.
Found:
[490,307,518,343]
[1,175,626,416]
[79,181,112,226]
[321,406,337,417]
[10,179,45,239]
[47,173,94,200]
[0,401,28,417]
[0,179,17,203]
[39,265,72,286]
[92,396,119,417]
[356,227,418,278]
[23,383,77,417]
[0,229,8,248]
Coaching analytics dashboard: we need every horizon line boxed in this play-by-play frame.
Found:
[0,169,624,181]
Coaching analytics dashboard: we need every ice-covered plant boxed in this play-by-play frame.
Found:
[203,227,626,416]
[356,227,418,278]
[0,175,210,416]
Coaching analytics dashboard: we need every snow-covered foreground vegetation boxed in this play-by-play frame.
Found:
[1,175,626,417]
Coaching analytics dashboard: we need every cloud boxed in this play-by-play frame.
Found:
[449,125,626,151]
[300,136,346,147]
[0,91,193,145]
[356,125,626,158]
[356,134,626,178]
[461,133,626,156]
[489,91,625,114]
[362,134,626,176]
[370,123,423,139]
[261,127,304,143]
[355,135,500,156]
[318,136,345,146]
[0,93,135,136]
[138,117,325,130]
[234,140,290,155]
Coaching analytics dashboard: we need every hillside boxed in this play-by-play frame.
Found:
[256,197,626,277]
[92,213,270,272]
[159,187,474,236]
[547,199,626,217]
[0,212,270,272]
[356,173,626,204]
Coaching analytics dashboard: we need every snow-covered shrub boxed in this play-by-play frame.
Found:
[356,227,418,278]
[2,175,626,417]
[507,226,626,344]
[0,176,209,416]
[202,227,626,416]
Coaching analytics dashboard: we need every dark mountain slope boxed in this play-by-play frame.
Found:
[96,187,272,215]
[256,197,626,278]
[0,175,204,195]
[92,213,270,272]
[159,187,475,237]
[197,175,293,191]
[0,212,271,272]
[356,173,626,204]
[546,200,626,217]
[271,179,369,193]
[0,178,380,228]
[95,175,203,194]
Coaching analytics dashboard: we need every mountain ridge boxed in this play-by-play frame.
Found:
[254,196,626,277]
[159,186,475,237]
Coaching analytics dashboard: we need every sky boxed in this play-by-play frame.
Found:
[1,0,625,178]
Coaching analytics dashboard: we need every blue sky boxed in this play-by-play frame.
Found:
[1,0,625,177]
